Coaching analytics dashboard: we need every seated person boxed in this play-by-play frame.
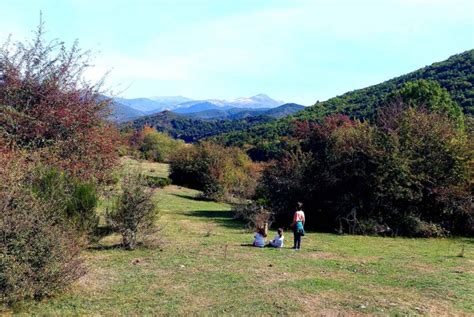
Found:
[253,227,267,248]
[267,228,284,248]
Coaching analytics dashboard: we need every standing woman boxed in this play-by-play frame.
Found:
[291,202,305,250]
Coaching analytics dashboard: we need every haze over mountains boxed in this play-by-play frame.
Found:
[111,94,294,122]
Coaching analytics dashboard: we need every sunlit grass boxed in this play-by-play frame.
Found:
[12,159,474,315]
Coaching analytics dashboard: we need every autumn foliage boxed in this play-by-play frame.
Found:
[0,22,119,181]
[169,142,259,201]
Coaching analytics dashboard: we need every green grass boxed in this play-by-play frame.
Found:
[10,159,474,315]
[121,156,170,178]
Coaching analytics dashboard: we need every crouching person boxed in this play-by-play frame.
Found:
[253,227,267,248]
[267,228,284,248]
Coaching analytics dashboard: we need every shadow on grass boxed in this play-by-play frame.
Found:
[171,193,212,202]
[93,226,115,239]
[184,209,244,229]
[87,243,123,251]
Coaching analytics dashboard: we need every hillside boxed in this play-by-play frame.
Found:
[178,103,305,120]
[264,103,306,119]
[124,111,274,142]
[297,49,473,120]
[108,100,145,122]
[214,50,474,156]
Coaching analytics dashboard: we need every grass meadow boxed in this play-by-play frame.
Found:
[10,159,474,316]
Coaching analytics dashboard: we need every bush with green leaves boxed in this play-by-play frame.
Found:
[169,142,258,201]
[106,174,159,250]
[144,175,172,188]
[31,166,99,237]
[0,156,84,305]
[232,202,274,232]
[139,126,184,162]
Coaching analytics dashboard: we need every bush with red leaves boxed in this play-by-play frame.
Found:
[0,20,119,181]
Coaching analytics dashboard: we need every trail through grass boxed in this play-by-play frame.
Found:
[12,159,474,315]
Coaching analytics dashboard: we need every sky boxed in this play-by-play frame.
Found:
[0,0,473,105]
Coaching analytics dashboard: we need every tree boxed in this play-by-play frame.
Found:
[139,126,184,162]
[387,79,464,129]
[169,142,258,201]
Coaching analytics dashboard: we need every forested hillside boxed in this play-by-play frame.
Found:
[214,50,473,157]
[176,103,305,120]
[124,111,274,142]
[298,49,473,119]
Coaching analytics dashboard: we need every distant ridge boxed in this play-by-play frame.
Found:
[109,94,285,120]
[175,103,305,120]
[123,110,274,142]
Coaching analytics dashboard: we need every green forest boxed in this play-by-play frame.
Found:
[125,111,274,142]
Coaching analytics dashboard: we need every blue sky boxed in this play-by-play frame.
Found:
[0,0,473,105]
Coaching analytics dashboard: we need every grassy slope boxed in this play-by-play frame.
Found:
[13,159,474,315]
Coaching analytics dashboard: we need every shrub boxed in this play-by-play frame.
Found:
[0,155,84,304]
[106,174,159,250]
[232,202,274,232]
[140,127,184,162]
[0,20,119,181]
[399,215,447,238]
[169,142,258,201]
[0,199,85,304]
[144,175,172,188]
[31,166,99,237]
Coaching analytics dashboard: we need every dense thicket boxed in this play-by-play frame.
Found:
[258,105,472,236]
[169,142,259,201]
[215,50,473,159]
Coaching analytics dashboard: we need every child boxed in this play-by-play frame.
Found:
[267,228,284,248]
[291,202,305,250]
[253,227,267,248]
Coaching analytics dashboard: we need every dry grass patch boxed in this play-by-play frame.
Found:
[74,266,117,295]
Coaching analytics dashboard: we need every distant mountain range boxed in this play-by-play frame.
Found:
[114,96,192,113]
[108,93,297,122]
